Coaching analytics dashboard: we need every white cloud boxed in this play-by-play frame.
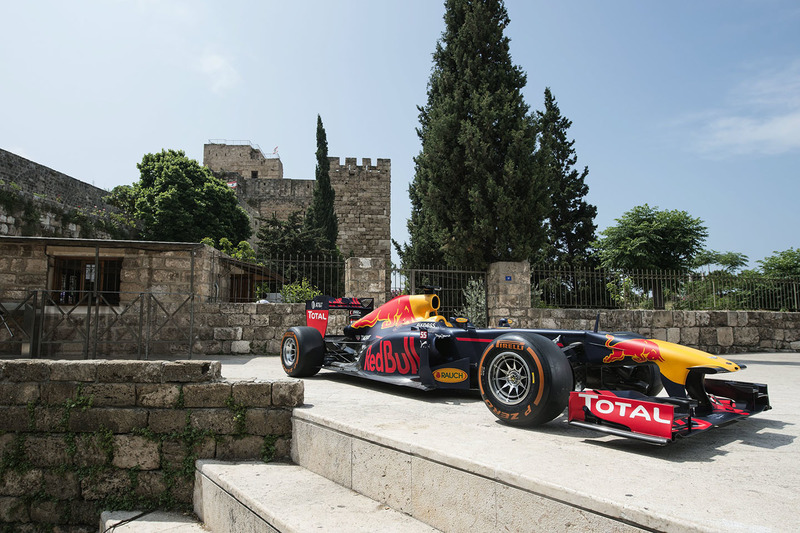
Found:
[691,61,800,157]
[197,52,241,94]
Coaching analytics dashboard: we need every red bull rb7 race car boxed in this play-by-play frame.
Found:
[281,290,770,445]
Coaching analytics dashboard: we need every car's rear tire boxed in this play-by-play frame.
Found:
[478,333,572,427]
[281,326,324,377]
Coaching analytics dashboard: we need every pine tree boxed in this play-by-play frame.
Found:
[535,88,597,269]
[305,115,338,249]
[402,0,547,270]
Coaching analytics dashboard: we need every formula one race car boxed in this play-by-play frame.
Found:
[280,289,770,444]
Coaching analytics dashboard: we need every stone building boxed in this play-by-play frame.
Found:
[203,141,391,264]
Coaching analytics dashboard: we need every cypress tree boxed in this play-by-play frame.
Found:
[403,0,547,270]
[536,88,597,269]
[305,114,338,250]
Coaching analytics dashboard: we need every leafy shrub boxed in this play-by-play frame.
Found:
[280,279,322,303]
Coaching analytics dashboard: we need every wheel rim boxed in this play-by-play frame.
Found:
[487,351,532,405]
[282,337,297,367]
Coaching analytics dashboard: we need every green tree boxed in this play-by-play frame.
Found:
[304,115,338,249]
[401,0,547,270]
[693,249,749,274]
[255,211,342,297]
[536,88,597,269]
[108,150,251,243]
[758,248,800,277]
[256,211,335,258]
[595,204,708,271]
[594,204,708,309]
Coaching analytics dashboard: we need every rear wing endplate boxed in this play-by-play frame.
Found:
[306,296,375,337]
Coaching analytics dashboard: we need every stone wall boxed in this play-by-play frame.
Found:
[204,143,283,180]
[523,308,800,354]
[486,261,531,328]
[329,157,391,263]
[345,257,388,307]
[191,304,799,356]
[0,149,111,209]
[0,149,134,240]
[193,302,350,356]
[0,359,302,531]
[0,238,216,301]
[204,143,391,265]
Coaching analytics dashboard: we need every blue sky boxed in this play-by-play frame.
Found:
[2,1,799,267]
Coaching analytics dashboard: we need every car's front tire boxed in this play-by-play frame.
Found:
[281,326,324,377]
[478,333,572,426]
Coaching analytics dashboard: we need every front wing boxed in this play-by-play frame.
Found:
[568,379,770,445]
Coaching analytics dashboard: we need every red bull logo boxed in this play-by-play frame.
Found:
[603,335,665,364]
[363,336,420,375]
[350,295,437,332]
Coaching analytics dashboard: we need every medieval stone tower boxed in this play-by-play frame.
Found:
[203,142,391,264]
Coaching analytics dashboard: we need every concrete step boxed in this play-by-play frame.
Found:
[99,510,207,532]
[291,413,649,533]
[194,460,440,533]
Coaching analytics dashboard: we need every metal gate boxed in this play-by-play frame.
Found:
[0,290,195,359]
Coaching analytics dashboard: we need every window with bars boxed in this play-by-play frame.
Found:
[51,258,123,306]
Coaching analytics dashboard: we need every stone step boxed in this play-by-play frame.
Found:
[194,460,440,533]
[99,510,206,532]
[291,413,648,532]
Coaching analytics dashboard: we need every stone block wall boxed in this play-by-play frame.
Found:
[522,308,800,354]
[329,157,391,263]
[0,238,218,302]
[0,149,110,209]
[486,261,531,328]
[192,302,348,356]
[0,149,133,240]
[204,143,283,180]
[345,257,388,307]
[0,359,302,531]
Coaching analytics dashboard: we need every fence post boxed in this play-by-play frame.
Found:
[345,257,387,305]
[486,261,531,328]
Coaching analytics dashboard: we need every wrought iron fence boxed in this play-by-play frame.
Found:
[0,289,195,359]
[218,254,345,303]
[531,265,800,311]
[391,267,488,326]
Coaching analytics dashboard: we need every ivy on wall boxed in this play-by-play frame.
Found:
[0,180,137,239]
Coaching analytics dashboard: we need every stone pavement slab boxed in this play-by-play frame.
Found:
[218,352,799,532]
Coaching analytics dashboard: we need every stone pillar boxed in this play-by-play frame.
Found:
[345,257,387,306]
[487,261,531,328]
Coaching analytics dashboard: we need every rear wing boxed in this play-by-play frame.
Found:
[306,296,375,337]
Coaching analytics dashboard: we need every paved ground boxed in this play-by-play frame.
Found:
[218,352,799,532]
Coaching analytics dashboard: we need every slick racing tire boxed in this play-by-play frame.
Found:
[479,333,572,427]
[281,326,324,377]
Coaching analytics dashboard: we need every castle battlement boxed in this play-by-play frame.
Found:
[328,157,391,175]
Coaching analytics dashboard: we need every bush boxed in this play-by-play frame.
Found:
[280,279,322,303]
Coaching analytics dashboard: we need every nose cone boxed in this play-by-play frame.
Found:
[651,339,741,384]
